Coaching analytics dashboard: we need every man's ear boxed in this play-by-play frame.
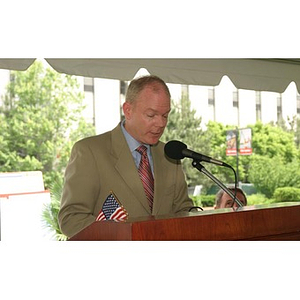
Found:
[123,102,131,119]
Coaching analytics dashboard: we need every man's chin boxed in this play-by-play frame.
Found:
[146,137,160,146]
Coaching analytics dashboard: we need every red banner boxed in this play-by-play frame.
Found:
[239,128,252,155]
[226,128,252,156]
[226,130,237,156]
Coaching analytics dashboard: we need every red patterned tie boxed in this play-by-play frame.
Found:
[136,145,154,211]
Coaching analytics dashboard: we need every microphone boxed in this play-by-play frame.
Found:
[164,140,229,167]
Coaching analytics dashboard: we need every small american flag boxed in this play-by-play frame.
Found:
[96,192,128,221]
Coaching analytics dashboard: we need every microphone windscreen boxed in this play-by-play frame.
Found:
[164,140,187,159]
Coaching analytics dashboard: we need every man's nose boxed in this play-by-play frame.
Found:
[156,116,167,127]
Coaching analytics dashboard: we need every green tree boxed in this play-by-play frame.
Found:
[161,95,212,189]
[246,121,299,197]
[287,115,300,154]
[249,121,297,162]
[0,60,95,188]
[248,155,285,198]
[203,121,244,184]
[42,176,67,241]
[200,120,300,198]
[248,155,300,198]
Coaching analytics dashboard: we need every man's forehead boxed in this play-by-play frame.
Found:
[222,191,245,200]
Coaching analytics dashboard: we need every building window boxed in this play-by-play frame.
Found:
[277,93,283,122]
[233,90,239,108]
[297,92,300,117]
[120,81,127,96]
[120,81,128,121]
[233,89,239,126]
[208,87,215,121]
[256,91,262,121]
[181,85,189,98]
[10,72,15,83]
[84,77,94,93]
[83,77,95,125]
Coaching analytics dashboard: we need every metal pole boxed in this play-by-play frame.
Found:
[192,160,243,208]
[236,128,239,185]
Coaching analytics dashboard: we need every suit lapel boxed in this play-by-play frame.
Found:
[111,125,151,213]
[151,143,166,214]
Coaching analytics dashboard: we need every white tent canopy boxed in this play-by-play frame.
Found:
[1,58,300,93]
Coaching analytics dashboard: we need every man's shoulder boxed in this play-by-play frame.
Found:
[152,140,169,160]
[75,124,121,146]
[75,131,110,146]
[152,140,165,152]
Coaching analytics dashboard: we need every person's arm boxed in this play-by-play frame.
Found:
[58,140,100,238]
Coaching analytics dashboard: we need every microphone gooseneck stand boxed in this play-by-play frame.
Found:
[191,159,244,209]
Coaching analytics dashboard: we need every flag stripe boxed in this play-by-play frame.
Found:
[96,192,128,222]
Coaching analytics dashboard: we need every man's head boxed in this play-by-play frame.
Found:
[123,75,171,145]
[214,187,247,209]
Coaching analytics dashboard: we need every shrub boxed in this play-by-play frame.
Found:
[246,193,275,206]
[190,195,215,208]
[42,178,67,241]
[273,187,300,202]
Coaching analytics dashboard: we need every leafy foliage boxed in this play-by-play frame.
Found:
[249,121,297,162]
[161,96,212,188]
[203,121,245,184]
[273,187,300,202]
[248,155,284,198]
[161,95,300,199]
[246,193,274,206]
[190,194,215,207]
[42,177,68,241]
[204,120,300,199]
[248,156,300,198]
[246,122,300,198]
[0,60,95,188]
[2,63,300,229]
[0,60,95,239]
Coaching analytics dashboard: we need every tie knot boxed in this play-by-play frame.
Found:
[136,145,147,155]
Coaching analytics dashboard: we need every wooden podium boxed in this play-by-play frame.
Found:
[69,202,300,241]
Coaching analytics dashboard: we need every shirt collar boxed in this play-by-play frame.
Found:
[121,120,149,152]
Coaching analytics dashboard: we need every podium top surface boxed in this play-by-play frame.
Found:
[69,202,300,241]
[123,201,300,222]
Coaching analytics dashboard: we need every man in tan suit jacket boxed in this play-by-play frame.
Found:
[58,75,193,238]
